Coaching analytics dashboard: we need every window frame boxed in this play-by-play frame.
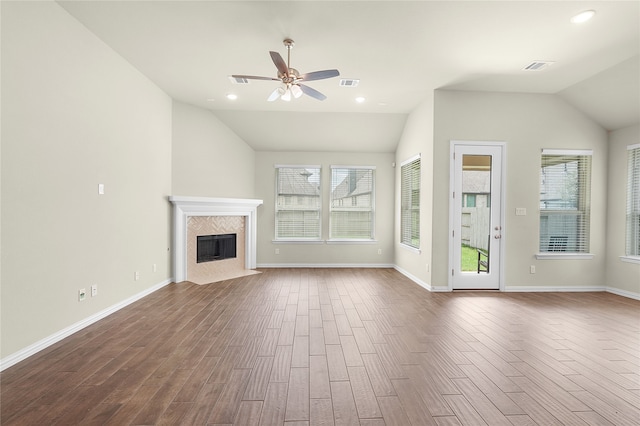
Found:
[537,149,594,259]
[400,154,421,251]
[273,165,322,242]
[328,165,376,242]
[623,144,640,262]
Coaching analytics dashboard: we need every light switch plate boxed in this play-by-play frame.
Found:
[515,207,527,216]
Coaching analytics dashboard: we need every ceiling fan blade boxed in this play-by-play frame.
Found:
[299,84,327,101]
[299,69,340,81]
[269,51,289,76]
[231,74,280,81]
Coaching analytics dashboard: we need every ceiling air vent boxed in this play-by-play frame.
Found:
[523,61,555,71]
[339,78,360,87]
[229,76,250,84]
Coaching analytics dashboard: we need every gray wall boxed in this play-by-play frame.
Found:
[606,124,640,296]
[254,151,395,266]
[172,102,256,199]
[1,2,173,359]
[393,98,435,288]
[432,90,609,289]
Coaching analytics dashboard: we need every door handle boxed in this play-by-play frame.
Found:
[494,235,502,239]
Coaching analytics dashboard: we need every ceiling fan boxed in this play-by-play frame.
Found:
[232,39,340,102]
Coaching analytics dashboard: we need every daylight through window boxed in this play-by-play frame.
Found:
[539,149,592,253]
[400,155,420,249]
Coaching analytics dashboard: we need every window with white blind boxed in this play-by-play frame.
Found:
[539,149,592,254]
[626,144,640,257]
[330,166,375,240]
[400,155,420,249]
[275,166,321,240]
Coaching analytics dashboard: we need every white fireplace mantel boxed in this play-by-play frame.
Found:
[169,196,263,283]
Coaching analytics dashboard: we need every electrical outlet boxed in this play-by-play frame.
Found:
[377,249,382,255]
[275,248,280,255]
[530,265,536,274]
[91,284,98,297]
[152,263,157,273]
[78,289,86,301]
[134,271,140,281]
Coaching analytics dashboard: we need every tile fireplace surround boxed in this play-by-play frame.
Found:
[169,196,263,283]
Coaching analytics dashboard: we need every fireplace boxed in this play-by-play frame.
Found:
[197,233,237,263]
[169,196,263,284]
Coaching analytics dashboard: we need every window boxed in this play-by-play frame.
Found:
[626,144,640,257]
[275,166,321,240]
[330,166,375,240]
[539,150,592,253]
[400,155,420,248]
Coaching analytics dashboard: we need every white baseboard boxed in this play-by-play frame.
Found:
[504,285,607,293]
[257,263,395,268]
[605,286,640,301]
[0,278,173,372]
[393,265,448,292]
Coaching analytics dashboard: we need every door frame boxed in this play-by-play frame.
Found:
[448,140,507,291]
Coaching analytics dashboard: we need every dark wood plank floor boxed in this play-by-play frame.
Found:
[2,268,639,425]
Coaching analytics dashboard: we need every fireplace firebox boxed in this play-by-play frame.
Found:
[197,233,236,263]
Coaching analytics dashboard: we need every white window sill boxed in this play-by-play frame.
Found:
[273,239,325,244]
[272,239,378,245]
[620,256,640,265]
[400,243,421,254]
[326,239,378,244]
[535,253,594,260]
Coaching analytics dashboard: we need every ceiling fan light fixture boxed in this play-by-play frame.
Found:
[571,10,595,24]
[291,85,303,99]
[281,89,292,101]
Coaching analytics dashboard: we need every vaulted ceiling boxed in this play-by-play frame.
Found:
[58,1,639,152]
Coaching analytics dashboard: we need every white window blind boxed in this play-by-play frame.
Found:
[400,155,420,248]
[275,166,321,240]
[330,166,375,240]
[626,144,640,256]
[539,150,592,253]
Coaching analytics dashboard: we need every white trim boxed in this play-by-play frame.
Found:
[326,239,378,244]
[274,164,321,169]
[400,153,421,168]
[257,263,394,268]
[505,285,605,292]
[0,278,173,372]
[169,196,263,283]
[399,243,421,254]
[541,149,593,156]
[606,287,640,301]
[620,255,640,265]
[273,239,325,244]
[330,165,377,170]
[448,140,507,291]
[394,265,432,291]
[535,253,595,260]
[626,143,640,151]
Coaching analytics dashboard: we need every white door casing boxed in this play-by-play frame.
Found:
[449,142,505,290]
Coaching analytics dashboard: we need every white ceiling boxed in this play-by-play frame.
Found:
[57,1,639,152]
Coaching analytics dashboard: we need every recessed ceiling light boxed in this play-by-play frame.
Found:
[571,10,595,24]
[355,97,366,103]
[226,93,238,100]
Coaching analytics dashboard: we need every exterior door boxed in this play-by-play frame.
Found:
[450,142,504,290]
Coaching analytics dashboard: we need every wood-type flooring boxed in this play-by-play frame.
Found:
[1,268,639,425]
